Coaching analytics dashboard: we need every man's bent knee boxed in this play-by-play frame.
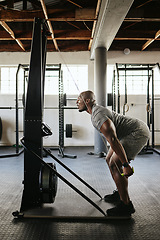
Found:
[109,158,122,173]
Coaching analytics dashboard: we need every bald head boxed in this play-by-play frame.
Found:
[80,90,95,103]
[77,90,96,113]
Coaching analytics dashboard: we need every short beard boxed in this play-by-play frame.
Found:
[79,105,87,112]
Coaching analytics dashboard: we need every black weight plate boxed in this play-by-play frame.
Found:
[40,163,58,203]
[0,117,2,141]
[66,124,72,138]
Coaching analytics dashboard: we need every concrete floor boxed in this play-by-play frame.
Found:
[0,146,160,240]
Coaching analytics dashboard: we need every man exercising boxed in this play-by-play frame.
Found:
[76,90,150,217]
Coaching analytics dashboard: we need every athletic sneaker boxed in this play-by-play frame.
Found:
[104,190,120,203]
[106,200,135,216]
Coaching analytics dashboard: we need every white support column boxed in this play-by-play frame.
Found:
[94,47,108,154]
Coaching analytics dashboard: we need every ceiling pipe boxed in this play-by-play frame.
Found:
[90,0,134,59]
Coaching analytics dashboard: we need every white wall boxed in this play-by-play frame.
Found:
[0,52,94,147]
[0,51,160,147]
[107,51,160,64]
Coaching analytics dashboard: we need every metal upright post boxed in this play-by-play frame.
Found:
[147,66,150,129]
[116,63,120,114]
[151,69,154,148]
[58,67,77,158]
[112,69,116,111]
[58,65,64,156]
[15,65,20,154]
[123,64,127,115]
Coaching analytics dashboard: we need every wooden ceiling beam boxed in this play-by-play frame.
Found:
[136,0,153,9]
[0,20,25,51]
[0,41,89,52]
[124,18,160,22]
[66,0,83,8]
[142,29,160,50]
[0,29,91,40]
[0,7,95,22]
[115,37,160,41]
[0,37,91,40]
[1,17,95,22]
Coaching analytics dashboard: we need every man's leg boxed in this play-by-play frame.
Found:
[108,152,129,204]
[105,148,135,216]
[106,148,116,181]
[104,148,120,203]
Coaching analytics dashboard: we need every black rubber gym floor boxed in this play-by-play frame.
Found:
[0,146,160,240]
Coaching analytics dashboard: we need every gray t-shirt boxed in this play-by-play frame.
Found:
[91,104,150,140]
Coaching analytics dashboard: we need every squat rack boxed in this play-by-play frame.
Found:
[0,64,28,158]
[114,63,160,155]
[0,62,77,158]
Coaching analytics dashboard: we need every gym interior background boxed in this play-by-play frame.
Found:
[0,0,160,239]
[1,54,160,148]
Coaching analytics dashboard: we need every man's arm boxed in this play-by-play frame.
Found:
[100,118,128,165]
[100,118,134,177]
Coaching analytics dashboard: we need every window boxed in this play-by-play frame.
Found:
[44,68,59,95]
[62,65,88,95]
[107,64,160,95]
[153,67,160,95]
[0,64,88,95]
[0,66,24,94]
[118,69,149,95]
[1,67,16,94]
[44,64,88,95]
